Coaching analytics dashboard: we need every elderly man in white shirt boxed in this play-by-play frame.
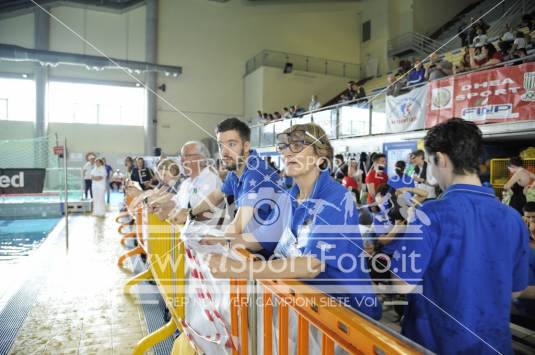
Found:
[163,141,221,222]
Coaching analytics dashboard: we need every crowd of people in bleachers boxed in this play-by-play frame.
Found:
[251,11,535,126]
[385,12,535,97]
[114,113,534,354]
[256,104,307,124]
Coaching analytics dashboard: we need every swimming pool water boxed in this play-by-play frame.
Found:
[0,218,60,262]
[0,191,82,204]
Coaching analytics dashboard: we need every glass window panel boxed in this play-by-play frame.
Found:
[311,110,337,139]
[371,95,387,135]
[0,78,35,121]
[48,81,145,126]
[261,123,275,147]
[0,99,7,120]
[339,104,370,137]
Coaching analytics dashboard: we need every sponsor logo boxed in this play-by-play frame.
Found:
[0,172,24,188]
[394,97,419,122]
[431,86,452,110]
[521,71,535,101]
[461,104,517,121]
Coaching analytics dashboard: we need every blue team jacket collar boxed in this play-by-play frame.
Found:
[289,169,332,202]
[443,183,496,198]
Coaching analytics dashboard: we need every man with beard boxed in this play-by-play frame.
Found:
[171,117,282,245]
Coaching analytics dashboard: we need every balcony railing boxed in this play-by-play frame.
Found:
[245,49,363,79]
[250,54,535,149]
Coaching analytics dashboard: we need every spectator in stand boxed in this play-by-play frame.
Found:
[410,149,438,199]
[467,17,477,47]
[454,48,471,74]
[387,160,415,190]
[289,106,297,117]
[274,111,282,120]
[282,107,291,119]
[124,156,134,180]
[82,152,96,200]
[342,160,360,203]
[386,74,406,97]
[262,112,269,122]
[498,24,516,54]
[266,156,279,173]
[474,17,490,33]
[333,154,348,182]
[458,21,468,47]
[111,169,124,191]
[354,83,367,102]
[510,31,528,59]
[344,158,363,201]
[256,110,263,123]
[472,27,488,48]
[309,95,321,111]
[268,113,275,121]
[131,157,156,190]
[407,59,426,85]
[102,157,113,204]
[91,158,107,217]
[425,53,453,81]
[293,105,305,115]
[521,13,534,31]
[365,153,388,205]
[469,43,503,68]
[341,81,357,102]
[504,156,534,215]
[396,59,412,76]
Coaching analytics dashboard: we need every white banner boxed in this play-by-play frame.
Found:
[385,84,427,133]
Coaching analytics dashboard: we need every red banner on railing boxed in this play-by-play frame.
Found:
[426,62,535,128]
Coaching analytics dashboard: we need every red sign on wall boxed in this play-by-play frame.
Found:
[53,146,64,155]
[426,62,535,128]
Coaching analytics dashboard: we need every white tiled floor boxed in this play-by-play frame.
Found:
[8,213,152,355]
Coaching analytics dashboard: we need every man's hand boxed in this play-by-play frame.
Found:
[396,187,409,195]
[199,234,228,246]
[168,208,188,225]
[206,253,248,279]
[157,202,175,220]
[413,176,425,183]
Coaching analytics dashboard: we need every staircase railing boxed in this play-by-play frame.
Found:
[487,0,535,39]
[387,32,453,58]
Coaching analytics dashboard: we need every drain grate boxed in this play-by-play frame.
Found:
[0,262,47,355]
[132,254,175,355]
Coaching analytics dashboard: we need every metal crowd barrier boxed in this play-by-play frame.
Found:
[116,203,428,354]
[115,201,186,355]
[230,250,428,355]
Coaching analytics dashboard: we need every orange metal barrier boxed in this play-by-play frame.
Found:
[230,250,426,355]
[114,202,426,354]
[117,207,144,268]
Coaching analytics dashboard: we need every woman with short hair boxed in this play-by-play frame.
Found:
[91,157,107,217]
[206,123,381,319]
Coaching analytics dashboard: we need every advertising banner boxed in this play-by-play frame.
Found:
[426,62,535,127]
[0,168,46,194]
[386,84,427,133]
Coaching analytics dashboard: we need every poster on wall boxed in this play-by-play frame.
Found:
[426,62,535,127]
[0,168,46,195]
[383,141,418,178]
[385,84,427,133]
